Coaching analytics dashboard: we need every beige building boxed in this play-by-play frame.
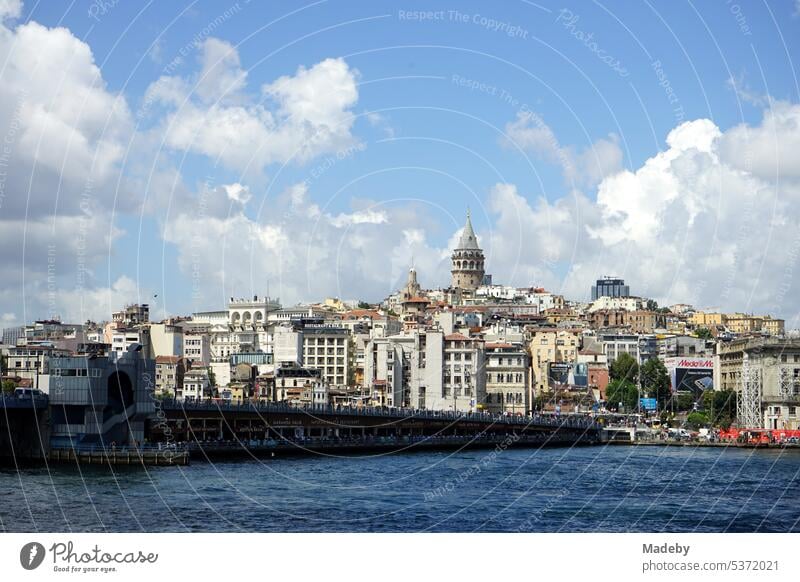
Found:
[689,312,726,327]
[484,342,529,414]
[716,337,800,429]
[528,328,581,395]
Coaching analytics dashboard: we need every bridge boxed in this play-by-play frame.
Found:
[150,400,602,459]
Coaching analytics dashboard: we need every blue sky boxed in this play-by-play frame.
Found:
[1,0,800,326]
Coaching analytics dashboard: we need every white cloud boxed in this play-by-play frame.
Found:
[503,111,623,187]
[163,185,451,306]
[146,46,360,175]
[223,182,251,205]
[0,0,21,20]
[487,105,800,318]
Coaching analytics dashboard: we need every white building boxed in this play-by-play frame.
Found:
[182,367,210,402]
[148,323,184,358]
[588,296,644,313]
[409,331,486,412]
[302,327,350,387]
[183,333,211,366]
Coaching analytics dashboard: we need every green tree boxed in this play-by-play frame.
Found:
[357,301,371,309]
[606,379,638,411]
[610,352,639,384]
[686,411,709,430]
[695,327,713,340]
[640,358,671,406]
[2,380,15,394]
[702,390,737,428]
[646,299,658,311]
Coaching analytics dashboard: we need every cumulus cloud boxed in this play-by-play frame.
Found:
[0,0,21,20]
[145,41,360,175]
[486,104,800,319]
[0,12,142,327]
[163,184,451,307]
[503,111,623,187]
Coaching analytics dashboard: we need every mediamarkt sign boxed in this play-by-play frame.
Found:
[664,357,715,394]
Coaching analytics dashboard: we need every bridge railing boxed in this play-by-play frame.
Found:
[159,398,600,430]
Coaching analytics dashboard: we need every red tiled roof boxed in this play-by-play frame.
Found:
[444,333,470,341]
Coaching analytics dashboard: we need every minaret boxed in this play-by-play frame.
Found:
[451,210,485,290]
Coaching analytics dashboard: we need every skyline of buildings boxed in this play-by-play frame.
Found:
[1,210,795,430]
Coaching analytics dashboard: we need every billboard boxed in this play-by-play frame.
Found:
[548,362,588,388]
[639,398,658,411]
[664,357,714,395]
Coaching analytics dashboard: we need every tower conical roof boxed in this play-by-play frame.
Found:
[456,210,480,250]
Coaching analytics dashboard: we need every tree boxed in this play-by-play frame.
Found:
[605,379,638,411]
[610,352,639,384]
[2,380,15,395]
[702,390,737,428]
[646,299,658,311]
[357,301,371,309]
[640,358,671,406]
[695,327,713,340]
[686,411,709,430]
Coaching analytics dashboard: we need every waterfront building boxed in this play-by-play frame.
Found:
[451,210,485,291]
[154,356,186,397]
[715,337,800,429]
[591,276,629,301]
[49,346,155,447]
[183,332,211,366]
[363,337,409,408]
[182,366,209,401]
[527,328,581,395]
[147,322,184,358]
[6,345,71,392]
[484,342,529,414]
[274,365,323,404]
[302,326,351,388]
[111,328,150,357]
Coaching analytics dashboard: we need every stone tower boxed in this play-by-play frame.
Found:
[451,210,485,290]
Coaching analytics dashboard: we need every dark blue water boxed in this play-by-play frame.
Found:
[2,445,799,532]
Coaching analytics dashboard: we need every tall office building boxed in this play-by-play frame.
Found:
[591,277,630,301]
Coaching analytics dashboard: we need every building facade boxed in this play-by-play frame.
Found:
[451,211,485,291]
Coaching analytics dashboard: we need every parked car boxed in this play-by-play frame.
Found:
[14,388,44,399]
